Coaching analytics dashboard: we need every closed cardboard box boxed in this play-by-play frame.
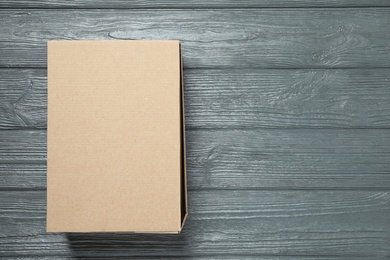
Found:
[47,40,187,233]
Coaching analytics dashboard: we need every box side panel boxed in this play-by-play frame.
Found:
[179,44,188,229]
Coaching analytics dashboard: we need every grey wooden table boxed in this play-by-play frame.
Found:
[1,1,390,259]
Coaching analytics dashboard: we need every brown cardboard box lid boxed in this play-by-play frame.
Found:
[47,40,187,233]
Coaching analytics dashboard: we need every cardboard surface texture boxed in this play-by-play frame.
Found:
[47,40,187,233]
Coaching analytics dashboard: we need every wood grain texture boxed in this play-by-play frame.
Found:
[0,69,46,129]
[0,0,389,9]
[1,3,390,259]
[1,9,390,68]
[1,129,390,190]
[0,190,389,257]
[2,68,390,130]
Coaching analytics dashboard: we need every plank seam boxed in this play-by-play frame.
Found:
[3,65,390,70]
[1,6,390,10]
[1,187,389,192]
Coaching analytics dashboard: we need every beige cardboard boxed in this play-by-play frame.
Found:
[47,40,187,233]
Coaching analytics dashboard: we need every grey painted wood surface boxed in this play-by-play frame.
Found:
[1,190,389,257]
[2,129,390,190]
[2,68,390,130]
[1,0,390,9]
[1,9,390,69]
[1,1,390,259]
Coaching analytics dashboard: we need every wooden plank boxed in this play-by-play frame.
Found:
[1,9,390,68]
[0,69,46,129]
[0,130,46,163]
[1,129,390,190]
[2,68,390,130]
[0,190,389,257]
[0,0,389,9]
[0,164,45,190]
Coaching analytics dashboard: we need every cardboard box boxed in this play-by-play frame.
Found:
[47,40,187,233]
